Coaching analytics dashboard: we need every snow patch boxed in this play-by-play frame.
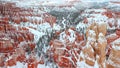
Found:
[53,24,61,31]
[27,27,45,43]
[37,64,49,68]
[7,62,27,68]
[111,38,120,50]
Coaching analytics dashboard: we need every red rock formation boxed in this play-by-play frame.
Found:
[0,3,56,27]
[0,39,14,53]
[102,10,113,18]
[58,56,73,68]
[86,22,107,40]
[107,38,120,68]
[48,28,85,68]
[0,20,36,67]
[106,34,119,44]
[97,22,107,36]
[0,55,5,67]
[116,29,120,36]
[106,34,119,56]
[97,33,107,68]
[0,2,57,67]
[79,30,96,67]
[82,22,107,68]
[83,43,95,66]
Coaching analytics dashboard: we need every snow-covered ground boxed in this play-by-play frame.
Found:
[0,0,120,68]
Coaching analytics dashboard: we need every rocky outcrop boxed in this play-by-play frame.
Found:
[107,38,120,68]
[78,29,96,67]
[116,29,120,36]
[97,33,107,68]
[86,22,107,39]
[0,2,56,27]
[48,28,85,68]
[0,20,36,67]
[79,21,107,68]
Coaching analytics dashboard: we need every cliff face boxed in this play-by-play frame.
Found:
[78,21,107,68]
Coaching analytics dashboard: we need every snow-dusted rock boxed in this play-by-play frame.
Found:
[107,38,120,68]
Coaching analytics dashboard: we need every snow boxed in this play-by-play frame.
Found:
[117,19,120,27]
[111,38,120,50]
[59,31,66,43]
[37,64,46,68]
[16,62,26,68]
[1,0,120,68]
[107,58,120,68]
[52,6,78,12]
[53,24,61,31]
[41,0,66,6]
[82,9,109,25]
[94,60,99,68]
[22,22,52,43]
[98,33,107,43]
[37,64,49,68]
[77,61,85,68]
[78,43,97,68]
[77,61,97,68]
[61,17,66,29]
[7,66,16,68]
[85,55,95,63]
[6,56,13,62]
[68,29,76,43]
[59,29,76,43]
[7,62,49,68]
[7,62,27,68]
[80,51,84,59]
[81,0,110,2]
[107,1,120,12]
[87,30,96,41]
[112,44,120,50]
[2,0,78,8]
[76,23,87,30]
[106,33,117,38]
[84,9,106,13]
[27,27,45,43]
[77,53,99,68]
[91,16,108,23]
